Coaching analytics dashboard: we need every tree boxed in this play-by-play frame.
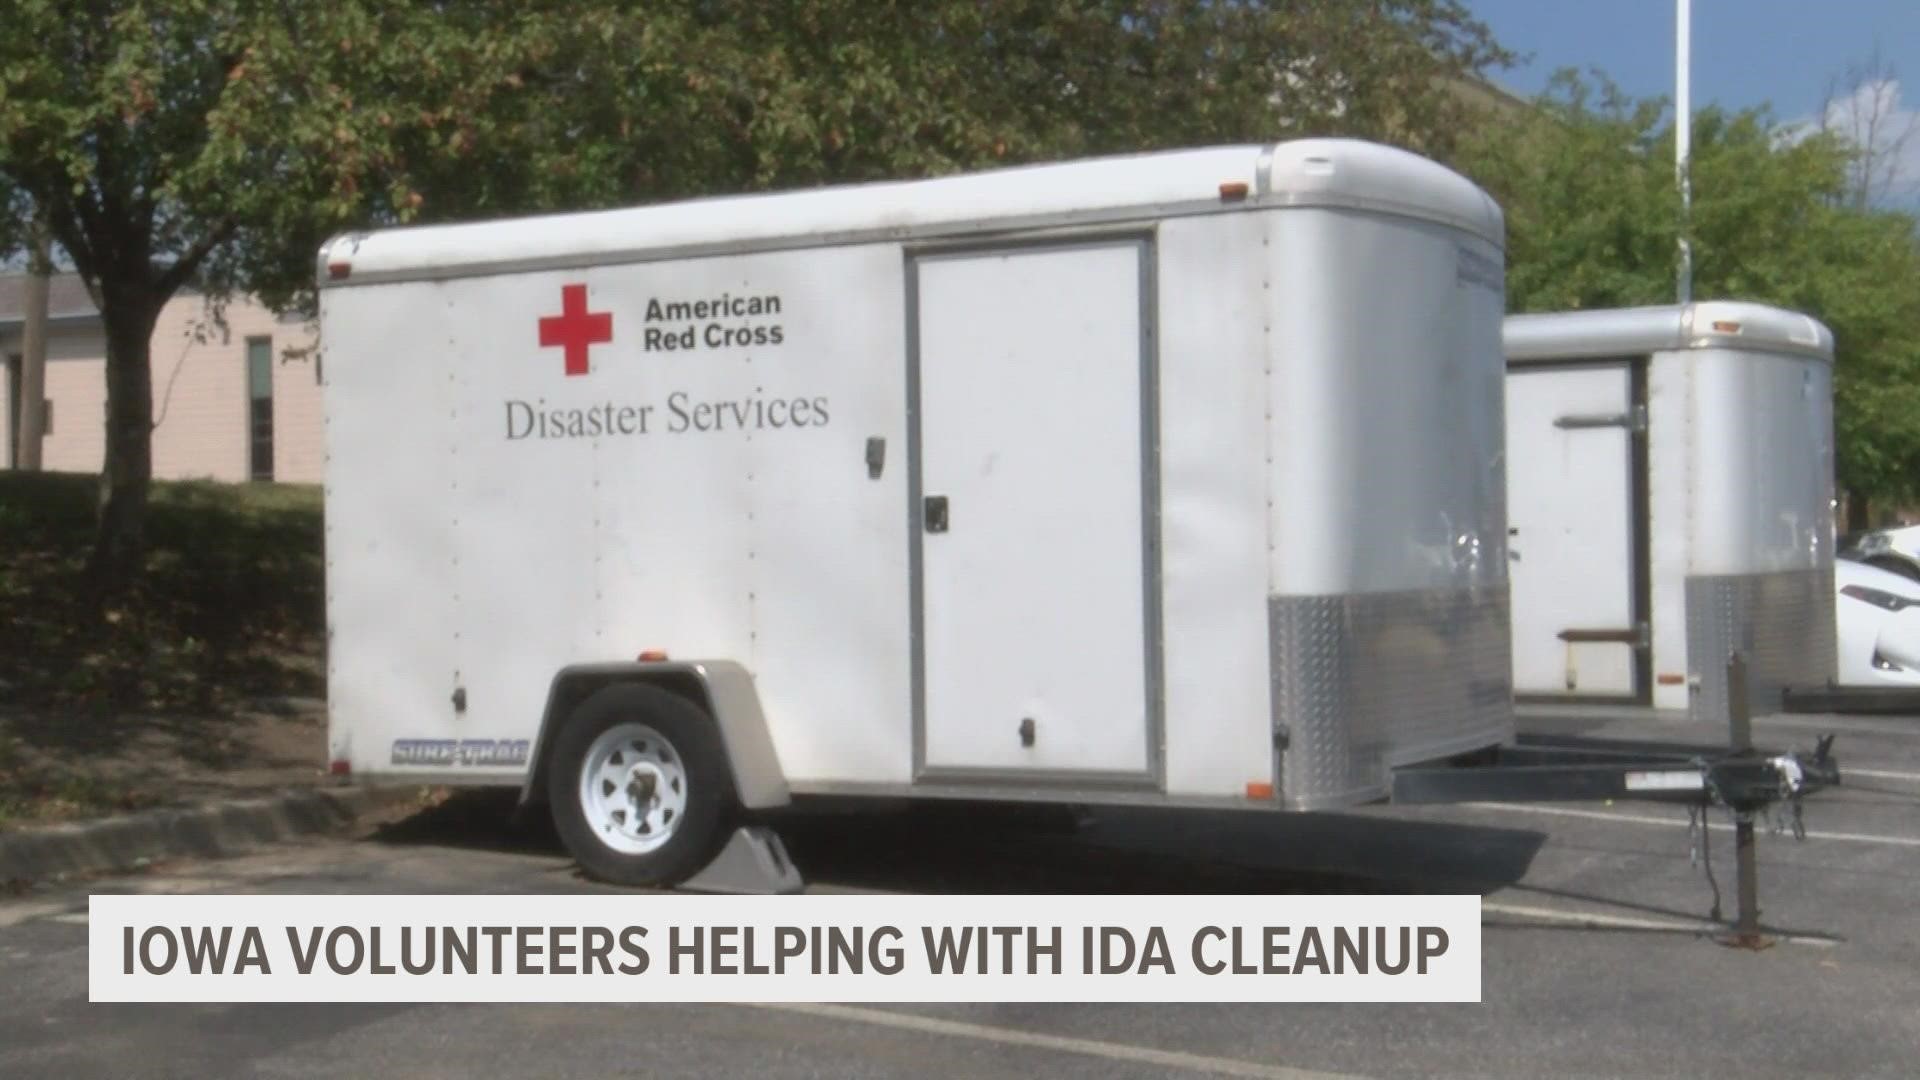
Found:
[0,2,549,589]
[1453,71,1920,525]
[1816,48,1918,210]
[366,2,1512,217]
[1,1,1509,593]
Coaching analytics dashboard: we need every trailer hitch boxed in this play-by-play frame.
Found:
[1775,734,1841,839]
[1699,737,1840,818]
[1688,735,1838,928]
[1389,654,1840,946]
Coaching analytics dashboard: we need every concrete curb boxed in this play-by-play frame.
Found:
[0,786,424,885]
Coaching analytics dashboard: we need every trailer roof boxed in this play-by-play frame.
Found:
[319,139,1502,287]
[1504,301,1834,364]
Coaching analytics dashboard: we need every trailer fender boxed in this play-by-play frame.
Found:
[521,660,790,811]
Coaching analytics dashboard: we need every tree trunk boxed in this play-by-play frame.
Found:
[13,221,51,470]
[86,292,162,596]
[1844,489,1871,534]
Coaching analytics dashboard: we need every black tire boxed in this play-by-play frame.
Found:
[548,683,735,887]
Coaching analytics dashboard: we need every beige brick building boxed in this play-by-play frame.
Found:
[1,273,322,484]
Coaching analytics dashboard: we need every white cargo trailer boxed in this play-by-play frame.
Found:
[1503,302,1837,722]
[317,138,1515,884]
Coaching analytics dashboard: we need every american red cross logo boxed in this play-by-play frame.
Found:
[538,284,613,377]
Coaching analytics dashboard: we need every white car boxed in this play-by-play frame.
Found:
[1834,556,1920,686]
[1872,523,1920,558]
[1840,523,1920,584]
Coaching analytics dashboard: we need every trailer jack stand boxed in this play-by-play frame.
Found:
[1698,804,1776,951]
[1714,812,1773,950]
[1704,655,1835,949]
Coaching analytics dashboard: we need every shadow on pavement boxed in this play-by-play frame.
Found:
[367,789,558,856]
[369,790,1549,897]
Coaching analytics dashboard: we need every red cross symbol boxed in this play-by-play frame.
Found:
[538,284,613,377]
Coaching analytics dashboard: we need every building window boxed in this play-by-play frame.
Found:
[247,337,273,481]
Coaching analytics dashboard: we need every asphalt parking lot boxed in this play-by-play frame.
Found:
[2,707,1917,1079]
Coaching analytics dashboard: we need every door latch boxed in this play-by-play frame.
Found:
[924,495,949,533]
[1018,717,1036,747]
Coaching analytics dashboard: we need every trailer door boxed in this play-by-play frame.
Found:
[911,238,1157,781]
[1506,360,1646,700]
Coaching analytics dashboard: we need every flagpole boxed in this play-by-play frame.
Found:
[1676,0,1693,305]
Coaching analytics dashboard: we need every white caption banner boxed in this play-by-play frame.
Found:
[90,893,1480,1003]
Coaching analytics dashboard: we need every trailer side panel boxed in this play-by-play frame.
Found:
[1265,209,1513,809]
[1680,347,1837,719]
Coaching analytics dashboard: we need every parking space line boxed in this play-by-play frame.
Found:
[741,1002,1366,1079]
[1842,767,1920,785]
[1461,802,1920,848]
[1481,901,1837,946]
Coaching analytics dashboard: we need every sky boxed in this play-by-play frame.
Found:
[1468,1,1920,201]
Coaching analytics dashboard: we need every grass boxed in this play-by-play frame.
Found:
[0,472,326,826]
[0,471,324,712]
[0,731,132,829]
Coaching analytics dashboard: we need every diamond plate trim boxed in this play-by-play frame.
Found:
[1270,585,1514,810]
[1685,568,1836,725]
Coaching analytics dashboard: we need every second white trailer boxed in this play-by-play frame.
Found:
[1503,302,1837,721]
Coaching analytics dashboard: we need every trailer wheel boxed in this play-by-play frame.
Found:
[549,683,734,887]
